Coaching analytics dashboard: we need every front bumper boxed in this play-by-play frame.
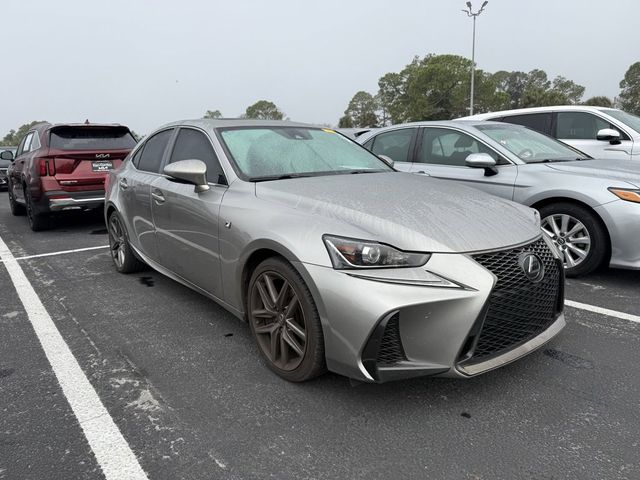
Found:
[595,200,640,269]
[297,238,565,383]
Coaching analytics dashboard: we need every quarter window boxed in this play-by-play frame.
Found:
[370,129,414,163]
[169,128,226,184]
[556,112,615,140]
[500,113,553,135]
[137,129,173,173]
[417,128,499,166]
[18,132,34,156]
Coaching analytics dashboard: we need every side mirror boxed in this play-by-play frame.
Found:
[0,150,14,161]
[378,155,395,168]
[597,128,621,145]
[164,159,210,193]
[465,153,498,176]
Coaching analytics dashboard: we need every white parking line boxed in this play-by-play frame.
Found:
[11,245,109,261]
[0,235,148,479]
[566,299,640,324]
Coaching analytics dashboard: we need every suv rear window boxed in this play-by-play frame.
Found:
[49,126,136,150]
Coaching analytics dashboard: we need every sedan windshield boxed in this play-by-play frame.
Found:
[218,127,392,180]
[600,108,640,134]
[476,124,588,163]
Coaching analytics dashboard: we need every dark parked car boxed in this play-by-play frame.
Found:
[0,146,17,189]
[6,123,137,230]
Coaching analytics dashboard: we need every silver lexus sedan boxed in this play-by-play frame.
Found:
[105,119,565,383]
[358,121,640,277]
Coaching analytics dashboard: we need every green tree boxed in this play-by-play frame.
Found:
[244,100,284,120]
[338,115,354,128]
[340,91,379,128]
[551,76,585,104]
[619,62,640,115]
[583,96,614,107]
[1,120,47,146]
[492,70,529,109]
[203,110,223,119]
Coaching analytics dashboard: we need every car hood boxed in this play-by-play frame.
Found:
[254,172,540,253]
[545,159,640,188]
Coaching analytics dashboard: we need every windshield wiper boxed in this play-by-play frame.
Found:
[347,169,386,174]
[251,173,315,182]
[529,158,575,164]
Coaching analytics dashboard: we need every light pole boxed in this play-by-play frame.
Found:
[462,1,488,115]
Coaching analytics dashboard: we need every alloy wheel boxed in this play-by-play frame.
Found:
[250,271,307,371]
[541,213,591,268]
[108,214,126,268]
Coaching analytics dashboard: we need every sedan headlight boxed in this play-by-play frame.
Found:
[609,187,640,203]
[323,235,431,269]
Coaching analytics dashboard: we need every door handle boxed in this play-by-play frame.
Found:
[119,178,129,190]
[151,189,165,204]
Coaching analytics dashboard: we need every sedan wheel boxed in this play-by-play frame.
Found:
[541,214,591,269]
[248,257,325,381]
[539,202,607,277]
[107,211,145,273]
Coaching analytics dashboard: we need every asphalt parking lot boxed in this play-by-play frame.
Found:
[1,201,639,480]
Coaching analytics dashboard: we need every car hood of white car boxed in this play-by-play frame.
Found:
[544,159,640,188]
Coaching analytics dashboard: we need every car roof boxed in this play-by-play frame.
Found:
[459,105,621,120]
[356,120,504,142]
[161,119,314,130]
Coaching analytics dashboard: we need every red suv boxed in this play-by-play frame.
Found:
[5,122,137,231]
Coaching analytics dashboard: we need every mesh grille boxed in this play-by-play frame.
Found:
[467,238,561,363]
[376,314,407,365]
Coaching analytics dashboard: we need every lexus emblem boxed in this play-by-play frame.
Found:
[96,153,110,159]
[518,253,545,283]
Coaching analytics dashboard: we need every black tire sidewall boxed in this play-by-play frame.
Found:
[247,257,325,382]
[539,203,607,277]
[108,210,143,274]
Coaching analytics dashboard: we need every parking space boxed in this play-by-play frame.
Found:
[1,201,639,480]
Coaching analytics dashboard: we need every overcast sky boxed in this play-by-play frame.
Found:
[1,0,638,136]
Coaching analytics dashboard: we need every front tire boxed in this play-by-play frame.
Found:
[107,210,145,273]
[247,257,326,382]
[539,202,607,277]
[8,182,25,216]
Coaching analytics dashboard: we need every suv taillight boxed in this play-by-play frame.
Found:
[38,158,49,176]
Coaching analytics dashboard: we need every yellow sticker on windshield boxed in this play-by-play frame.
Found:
[322,128,336,133]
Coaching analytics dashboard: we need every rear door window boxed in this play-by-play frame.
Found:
[369,128,415,163]
[49,127,137,150]
[137,129,173,174]
[169,128,226,184]
[500,113,553,135]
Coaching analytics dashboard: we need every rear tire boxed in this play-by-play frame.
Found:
[539,202,607,277]
[247,257,326,382]
[25,186,51,231]
[8,182,25,216]
[107,210,146,273]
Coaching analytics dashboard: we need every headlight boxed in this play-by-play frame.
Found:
[609,187,640,203]
[323,235,430,269]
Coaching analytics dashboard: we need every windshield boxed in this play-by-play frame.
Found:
[218,127,392,180]
[476,124,588,163]
[600,109,640,134]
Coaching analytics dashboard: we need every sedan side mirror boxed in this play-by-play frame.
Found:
[378,155,395,168]
[597,128,621,145]
[0,150,14,161]
[164,159,210,193]
[465,153,498,176]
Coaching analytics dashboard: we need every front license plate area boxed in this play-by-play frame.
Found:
[92,160,113,172]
